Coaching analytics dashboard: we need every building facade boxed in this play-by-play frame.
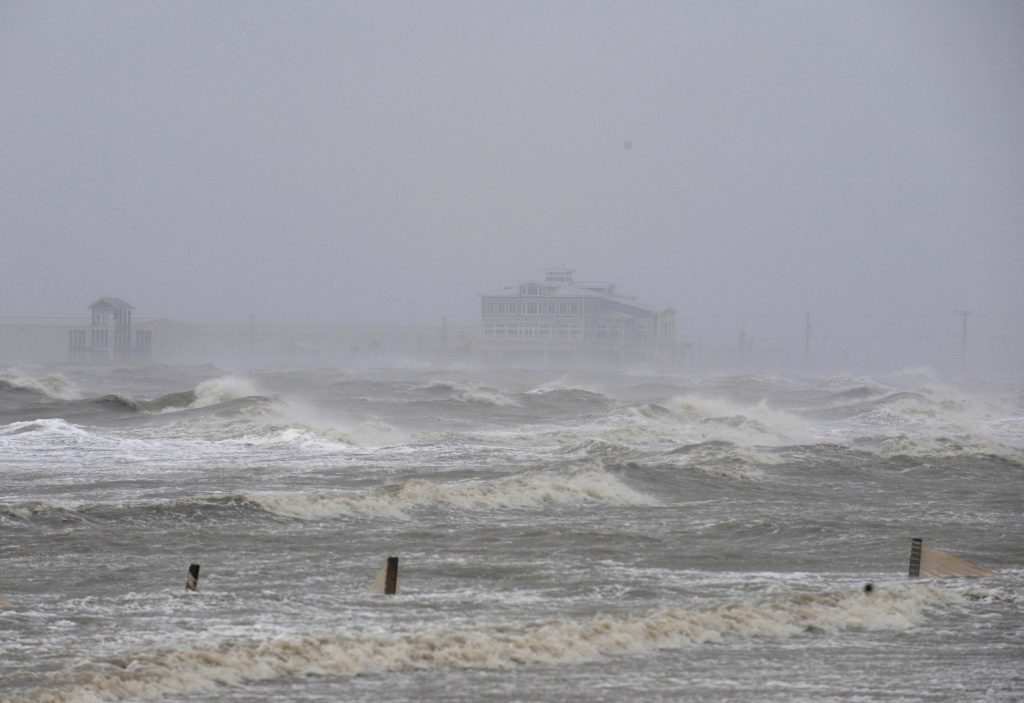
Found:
[478,267,676,364]
[69,298,151,364]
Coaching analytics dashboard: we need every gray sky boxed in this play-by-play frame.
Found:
[2,1,1022,363]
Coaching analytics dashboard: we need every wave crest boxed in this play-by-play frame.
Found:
[0,418,93,438]
[214,466,654,519]
[420,379,519,407]
[0,373,80,400]
[0,499,67,520]
[17,585,955,702]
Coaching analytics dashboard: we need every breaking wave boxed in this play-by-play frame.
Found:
[108,376,265,415]
[547,395,812,454]
[204,466,655,519]
[661,439,779,479]
[84,391,197,414]
[188,376,263,409]
[0,417,94,439]
[850,433,1024,464]
[0,373,80,400]
[14,585,957,703]
[420,379,519,407]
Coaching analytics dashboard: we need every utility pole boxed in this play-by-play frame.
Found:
[804,312,812,363]
[249,314,255,373]
[954,310,971,368]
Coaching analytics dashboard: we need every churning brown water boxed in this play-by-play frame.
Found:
[1,366,1021,702]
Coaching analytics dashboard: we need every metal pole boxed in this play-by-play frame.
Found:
[954,310,971,368]
[804,312,812,363]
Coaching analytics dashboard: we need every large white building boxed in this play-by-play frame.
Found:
[68,298,151,364]
[478,266,676,365]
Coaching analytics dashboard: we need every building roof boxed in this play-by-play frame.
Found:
[481,280,672,315]
[90,297,135,311]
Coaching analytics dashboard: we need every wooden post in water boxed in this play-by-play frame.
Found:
[186,563,201,592]
[908,538,923,577]
[384,556,399,595]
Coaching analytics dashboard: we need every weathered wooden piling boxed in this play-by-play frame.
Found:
[908,538,923,578]
[186,563,200,592]
[369,556,400,595]
[384,556,399,595]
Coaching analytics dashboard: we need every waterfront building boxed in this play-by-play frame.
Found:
[68,298,151,364]
[478,267,676,365]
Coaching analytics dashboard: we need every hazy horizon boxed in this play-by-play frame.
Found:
[2,1,1022,370]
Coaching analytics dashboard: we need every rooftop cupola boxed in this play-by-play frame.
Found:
[544,266,575,286]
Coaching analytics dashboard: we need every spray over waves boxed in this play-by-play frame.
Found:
[554,396,810,454]
[662,440,779,479]
[187,376,264,409]
[848,383,1017,424]
[822,383,1024,461]
[420,379,519,407]
[223,418,404,449]
[210,465,654,519]
[80,391,196,415]
[665,396,809,443]
[0,417,94,439]
[523,385,611,406]
[69,377,268,418]
[851,433,1024,464]
[0,373,80,401]
[14,585,956,703]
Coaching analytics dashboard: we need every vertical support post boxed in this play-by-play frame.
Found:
[384,556,399,595]
[249,314,255,372]
[954,310,971,368]
[908,538,922,578]
[804,312,812,363]
[186,563,201,592]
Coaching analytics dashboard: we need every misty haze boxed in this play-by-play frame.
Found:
[1,2,1021,702]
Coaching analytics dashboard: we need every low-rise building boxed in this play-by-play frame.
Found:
[478,266,676,365]
[68,298,151,364]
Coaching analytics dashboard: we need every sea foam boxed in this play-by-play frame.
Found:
[14,585,956,703]
[211,466,655,520]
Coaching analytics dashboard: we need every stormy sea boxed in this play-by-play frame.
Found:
[1,365,1021,702]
